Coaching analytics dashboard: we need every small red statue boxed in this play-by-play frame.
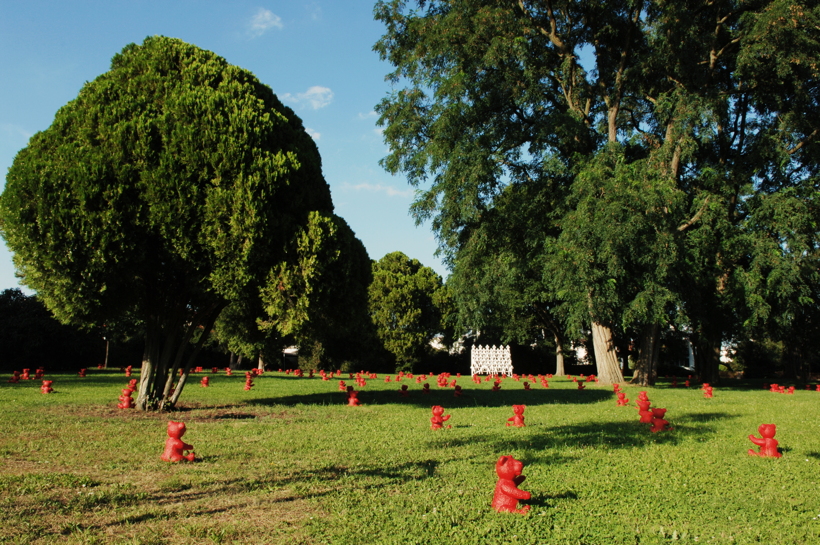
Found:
[421,383,431,394]
[346,386,361,406]
[40,380,53,394]
[244,372,254,391]
[124,365,132,377]
[78,368,87,377]
[8,371,20,383]
[649,408,672,432]
[636,399,653,423]
[430,405,451,429]
[225,367,233,376]
[506,405,526,427]
[577,382,585,390]
[540,379,549,388]
[160,421,195,462]
[454,385,463,397]
[200,377,209,387]
[616,392,629,406]
[211,367,218,374]
[702,384,713,398]
[127,378,138,392]
[399,384,410,397]
[748,424,782,458]
[492,379,502,392]
[338,380,347,391]
[21,369,31,380]
[492,455,531,514]
[35,368,45,380]
[118,388,135,409]
[523,381,531,390]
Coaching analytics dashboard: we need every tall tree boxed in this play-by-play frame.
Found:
[374,0,820,385]
[368,251,449,371]
[0,36,333,409]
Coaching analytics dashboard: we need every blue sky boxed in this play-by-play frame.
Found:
[0,0,446,293]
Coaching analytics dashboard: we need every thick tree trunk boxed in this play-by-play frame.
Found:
[257,352,265,371]
[694,334,721,385]
[591,321,624,384]
[554,332,565,376]
[631,323,660,386]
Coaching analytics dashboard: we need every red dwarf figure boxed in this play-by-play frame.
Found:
[40,380,53,394]
[748,424,782,458]
[506,405,526,427]
[649,408,672,432]
[200,376,209,387]
[346,386,361,406]
[161,421,195,462]
[492,455,531,514]
[616,391,629,406]
[430,405,451,429]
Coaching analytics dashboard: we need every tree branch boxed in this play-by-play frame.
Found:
[678,197,710,232]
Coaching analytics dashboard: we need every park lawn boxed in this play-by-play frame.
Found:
[1,370,819,544]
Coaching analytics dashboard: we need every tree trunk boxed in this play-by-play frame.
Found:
[591,321,624,384]
[631,323,660,386]
[554,332,565,376]
[258,352,265,371]
[103,338,109,369]
[694,334,721,385]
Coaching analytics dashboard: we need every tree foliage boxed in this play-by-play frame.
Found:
[0,36,334,408]
[374,0,820,383]
[368,251,450,371]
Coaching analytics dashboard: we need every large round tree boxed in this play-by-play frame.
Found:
[0,36,333,409]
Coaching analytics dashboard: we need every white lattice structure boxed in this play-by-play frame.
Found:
[470,344,513,376]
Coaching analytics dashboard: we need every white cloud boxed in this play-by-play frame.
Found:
[306,3,322,20]
[281,86,334,110]
[306,127,321,140]
[248,8,283,38]
[342,182,414,199]
[358,111,378,119]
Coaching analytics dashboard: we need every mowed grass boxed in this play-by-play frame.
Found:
[1,369,819,544]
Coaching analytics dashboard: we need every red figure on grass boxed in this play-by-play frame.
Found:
[118,388,135,409]
[702,384,713,398]
[616,392,629,406]
[430,405,451,429]
[421,383,431,394]
[40,380,53,394]
[636,399,653,423]
[8,371,20,383]
[523,381,531,390]
[492,455,531,514]
[577,382,586,390]
[506,405,526,427]
[454,385,463,397]
[200,377,209,387]
[346,386,361,406]
[21,369,31,380]
[78,369,87,377]
[399,384,410,397]
[649,408,672,432]
[748,424,782,458]
[161,421,195,462]
[338,380,347,391]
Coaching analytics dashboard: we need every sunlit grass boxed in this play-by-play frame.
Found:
[1,368,819,544]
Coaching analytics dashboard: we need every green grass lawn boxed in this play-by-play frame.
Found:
[1,369,819,544]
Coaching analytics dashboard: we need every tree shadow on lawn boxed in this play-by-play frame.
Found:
[247,388,611,409]
[428,418,719,461]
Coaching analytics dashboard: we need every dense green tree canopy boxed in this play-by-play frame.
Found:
[374,0,820,383]
[0,36,334,408]
[368,251,450,371]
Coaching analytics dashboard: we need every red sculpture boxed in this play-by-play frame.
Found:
[118,388,135,409]
[649,408,671,432]
[40,380,54,394]
[577,382,586,390]
[636,399,653,423]
[540,379,549,388]
[430,405,451,429]
[244,372,254,391]
[506,405,526,427]
[78,368,87,377]
[421,383,431,394]
[523,381,531,390]
[124,365,132,377]
[8,371,20,383]
[346,386,361,406]
[399,384,409,397]
[702,384,713,398]
[21,369,31,380]
[160,421,195,462]
[200,377,209,387]
[454,385,463,397]
[127,378,138,392]
[225,368,233,376]
[748,424,782,458]
[492,379,502,392]
[338,380,347,391]
[211,367,218,373]
[491,455,531,514]
[35,368,45,380]
[616,392,629,406]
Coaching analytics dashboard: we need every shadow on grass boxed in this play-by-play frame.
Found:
[427,418,718,460]
[529,489,578,508]
[247,388,611,409]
